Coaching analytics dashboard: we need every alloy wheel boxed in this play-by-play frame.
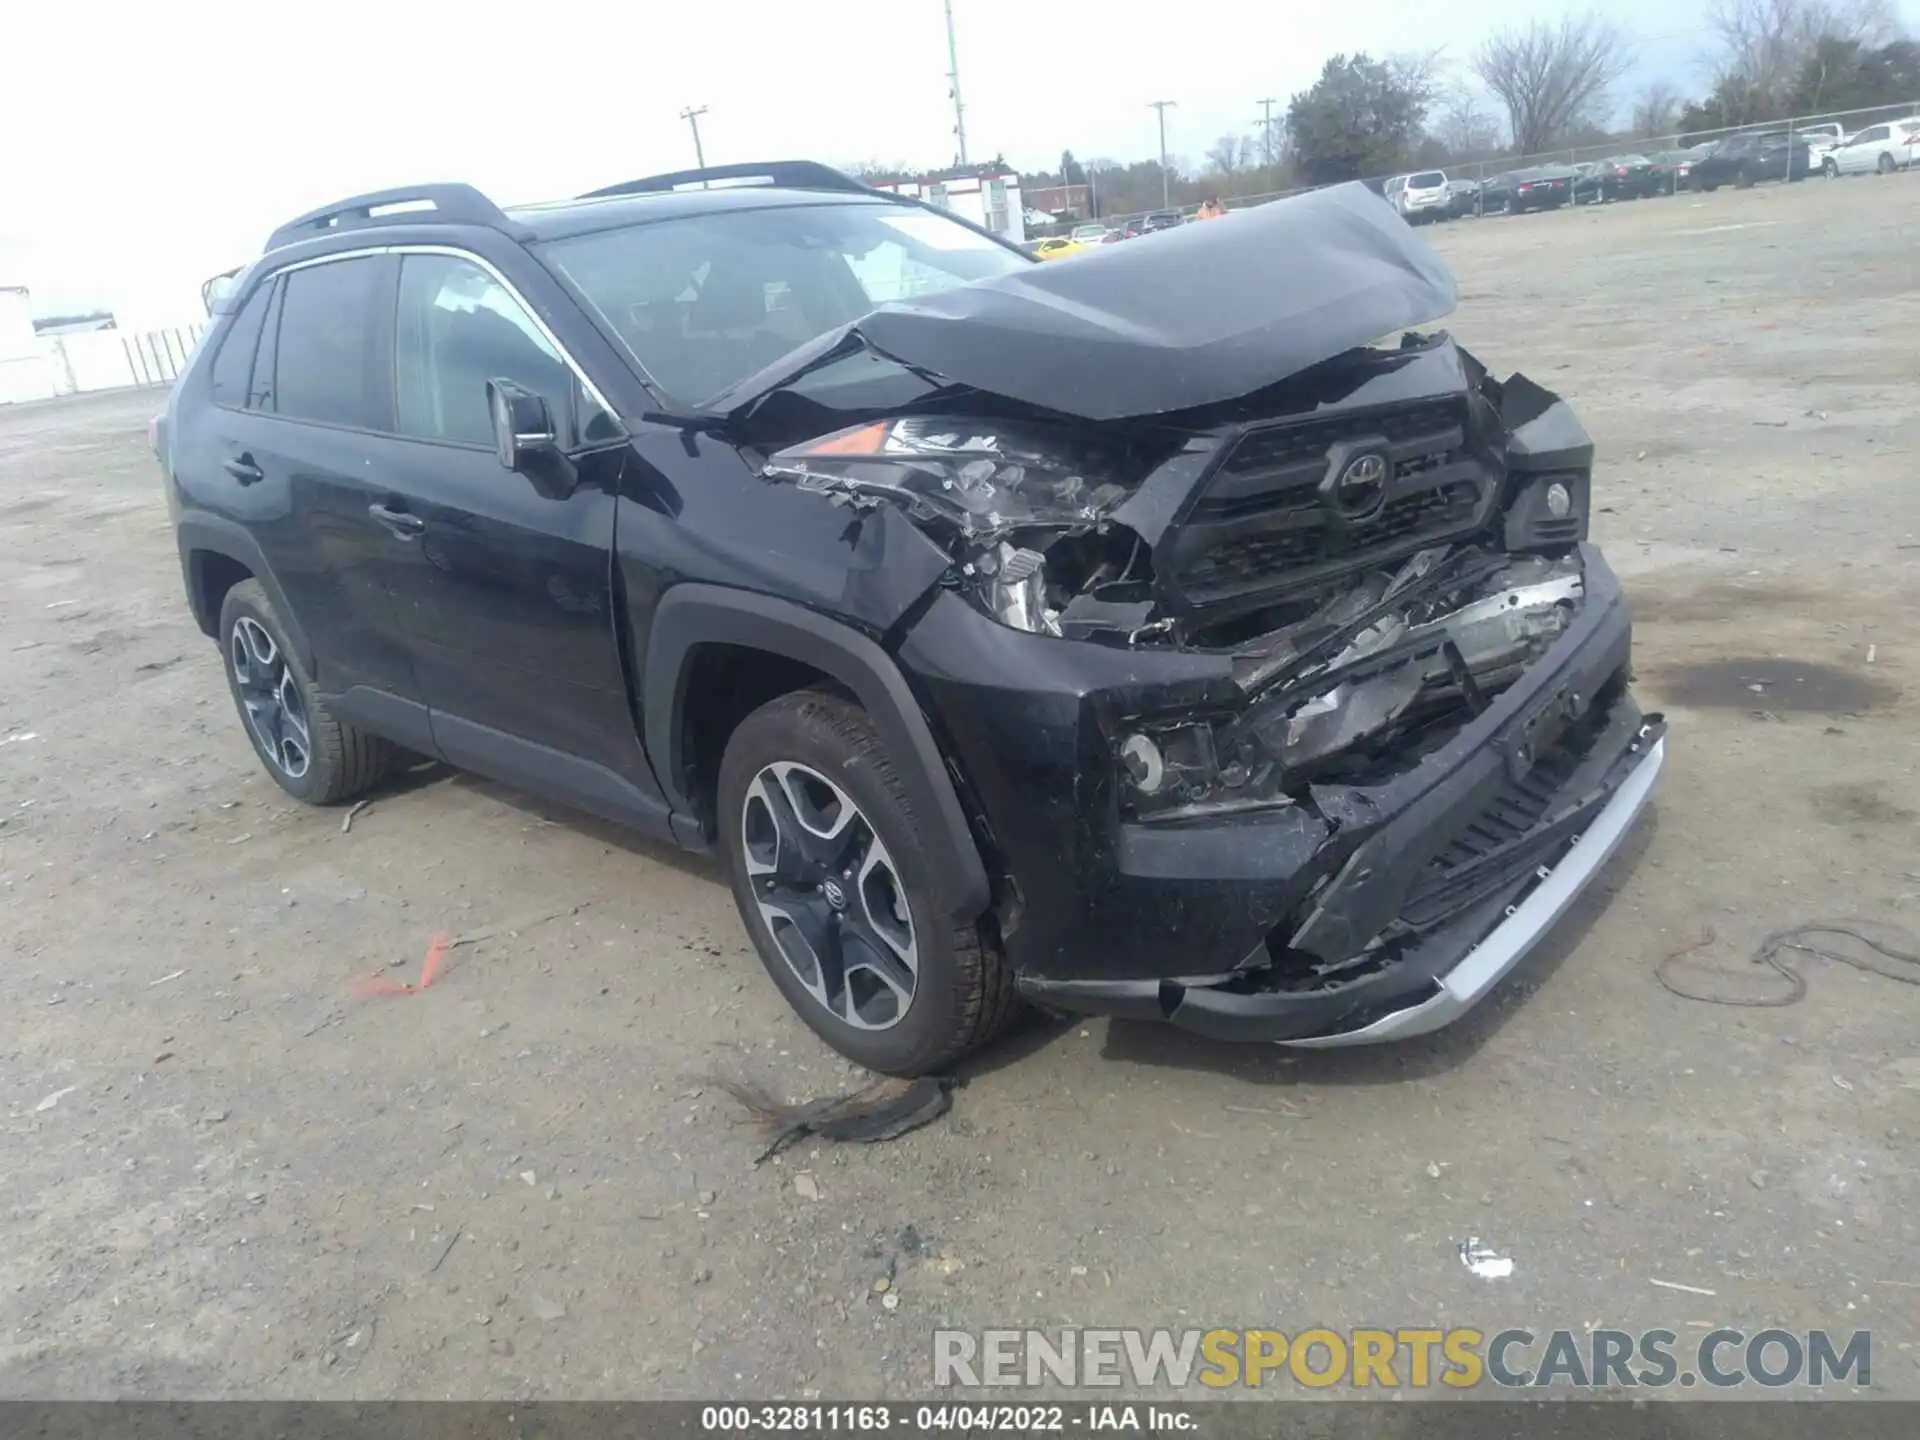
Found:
[229,616,311,779]
[741,761,918,1031]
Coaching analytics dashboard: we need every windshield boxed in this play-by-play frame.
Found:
[540,201,1027,406]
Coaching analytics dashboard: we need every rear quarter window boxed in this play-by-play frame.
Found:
[209,283,274,409]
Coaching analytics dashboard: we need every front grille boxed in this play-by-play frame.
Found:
[1215,400,1463,481]
[1166,398,1495,607]
[1184,481,1482,587]
[1396,738,1590,932]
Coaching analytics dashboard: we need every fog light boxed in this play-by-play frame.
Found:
[1119,734,1166,794]
[1545,481,1573,518]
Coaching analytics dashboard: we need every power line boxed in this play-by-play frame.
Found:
[679,106,708,170]
[1147,99,1177,207]
[1255,98,1279,167]
[944,0,969,165]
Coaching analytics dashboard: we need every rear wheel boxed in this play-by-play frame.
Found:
[1878,153,1897,175]
[218,581,400,804]
[718,689,1020,1076]
[1734,164,1756,189]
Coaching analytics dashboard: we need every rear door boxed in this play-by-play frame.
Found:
[214,255,425,722]
[368,250,661,817]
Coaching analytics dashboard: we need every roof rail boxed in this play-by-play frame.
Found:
[264,183,521,253]
[580,160,875,199]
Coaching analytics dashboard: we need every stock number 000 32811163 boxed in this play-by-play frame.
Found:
[701,1405,1072,1431]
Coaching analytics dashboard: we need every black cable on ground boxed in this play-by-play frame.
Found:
[1656,921,1920,1007]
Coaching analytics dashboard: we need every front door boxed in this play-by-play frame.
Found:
[367,251,667,830]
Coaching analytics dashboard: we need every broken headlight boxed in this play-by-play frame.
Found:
[763,417,1131,541]
[1116,720,1292,822]
[764,418,1137,637]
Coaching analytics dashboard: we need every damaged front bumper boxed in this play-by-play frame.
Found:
[900,542,1663,1047]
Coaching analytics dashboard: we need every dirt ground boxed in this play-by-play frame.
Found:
[3,174,1918,1402]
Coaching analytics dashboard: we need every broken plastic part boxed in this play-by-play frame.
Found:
[1118,551,1586,819]
[763,417,1131,543]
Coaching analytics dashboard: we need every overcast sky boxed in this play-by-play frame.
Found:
[2,0,1914,323]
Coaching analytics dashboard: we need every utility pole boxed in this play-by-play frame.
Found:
[943,0,969,165]
[1147,100,1176,208]
[1256,98,1278,167]
[679,106,708,169]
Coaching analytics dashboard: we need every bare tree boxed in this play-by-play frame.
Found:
[1632,79,1684,138]
[1204,134,1248,176]
[1473,13,1637,156]
[1435,87,1505,155]
[1704,0,1898,112]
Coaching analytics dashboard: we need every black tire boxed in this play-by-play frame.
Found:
[1822,158,1839,178]
[717,688,1020,1076]
[1700,180,1719,192]
[218,580,400,804]
[1877,153,1896,175]
[1734,164,1755,189]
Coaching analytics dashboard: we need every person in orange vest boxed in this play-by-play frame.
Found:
[1196,196,1228,220]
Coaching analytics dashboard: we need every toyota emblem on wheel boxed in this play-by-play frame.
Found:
[1332,451,1389,517]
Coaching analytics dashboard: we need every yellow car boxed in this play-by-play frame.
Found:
[1030,236,1092,261]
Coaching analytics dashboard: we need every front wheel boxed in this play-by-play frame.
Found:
[718,689,1021,1076]
[1878,153,1897,175]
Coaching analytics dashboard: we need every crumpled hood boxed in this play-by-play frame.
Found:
[718,182,1459,423]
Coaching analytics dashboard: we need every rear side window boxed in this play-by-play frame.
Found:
[271,258,390,429]
[209,283,274,409]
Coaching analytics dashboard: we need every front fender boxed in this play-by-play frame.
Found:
[642,584,991,926]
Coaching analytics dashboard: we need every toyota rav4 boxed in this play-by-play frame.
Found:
[158,161,1665,1075]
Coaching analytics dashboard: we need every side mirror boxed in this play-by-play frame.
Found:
[486,378,578,499]
[487,379,556,471]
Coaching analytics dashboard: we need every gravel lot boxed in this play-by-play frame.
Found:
[3,174,1917,1401]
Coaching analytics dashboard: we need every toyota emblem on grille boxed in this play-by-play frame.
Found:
[1331,450,1389,518]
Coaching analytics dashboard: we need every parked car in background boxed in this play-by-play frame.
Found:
[1444,177,1483,218]
[1795,121,1846,161]
[1141,210,1183,233]
[1575,155,1659,203]
[1069,222,1112,243]
[1483,166,1575,214]
[1385,170,1450,223]
[1648,149,1700,192]
[1031,236,1093,261]
[1822,117,1920,176]
[1691,132,1812,189]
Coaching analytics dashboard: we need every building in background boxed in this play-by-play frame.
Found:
[869,162,1025,244]
[1,284,54,404]
[1022,182,1091,221]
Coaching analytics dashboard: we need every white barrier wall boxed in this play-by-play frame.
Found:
[0,323,206,404]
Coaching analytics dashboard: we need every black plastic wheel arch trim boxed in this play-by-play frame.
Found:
[176,514,315,674]
[642,584,991,926]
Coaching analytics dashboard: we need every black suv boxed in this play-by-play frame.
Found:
[159,161,1665,1075]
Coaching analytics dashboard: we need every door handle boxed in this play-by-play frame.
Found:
[368,503,426,538]
[224,454,264,484]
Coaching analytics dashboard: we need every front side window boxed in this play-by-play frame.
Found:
[271,258,389,429]
[541,200,1026,407]
[393,255,574,447]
